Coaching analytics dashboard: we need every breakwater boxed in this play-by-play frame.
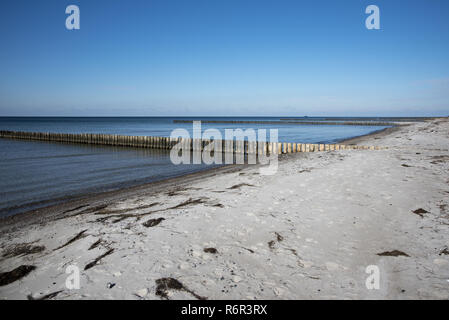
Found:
[173,120,402,126]
[0,130,383,154]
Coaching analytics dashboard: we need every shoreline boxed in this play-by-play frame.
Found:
[0,125,392,224]
[0,118,448,299]
[0,163,247,233]
[340,125,401,145]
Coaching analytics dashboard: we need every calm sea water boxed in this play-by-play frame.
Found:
[0,117,390,217]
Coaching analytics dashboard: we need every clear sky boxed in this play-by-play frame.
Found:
[0,0,448,116]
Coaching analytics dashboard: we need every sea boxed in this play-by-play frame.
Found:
[0,116,393,217]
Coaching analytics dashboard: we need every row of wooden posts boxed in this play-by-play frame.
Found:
[0,130,382,154]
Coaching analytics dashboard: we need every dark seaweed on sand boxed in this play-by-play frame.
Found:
[155,277,207,300]
[54,229,88,250]
[0,265,36,286]
[2,243,45,258]
[142,217,165,228]
[84,248,114,270]
[377,250,409,257]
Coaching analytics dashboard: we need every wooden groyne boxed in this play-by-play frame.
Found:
[0,130,383,155]
[173,120,402,126]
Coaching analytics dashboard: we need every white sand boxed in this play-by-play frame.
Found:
[1,118,448,300]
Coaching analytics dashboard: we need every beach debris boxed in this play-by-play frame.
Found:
[62,205,89,214]
[2,243,45,258]
[155,277,207,300]
[268,232,284,250]
[172,197,208,209]
[203,247,218,254]
[84,248,114,270]
[54,229,88,250]
[0,265,36,286]
[93,198,207,223]
[438,203,447,214]
[401,164,411,167]
[27,290,63,300]
[439,247,449,256]
[61,204,108,219]
[166,187,190,196]
[135,288,148,298]
[266,232,304,267]
[227,183,255,190]
[88,238,103,250]
[95,202,160,215]
[142,217,165,228]
[430,155,449,164]
[211,203,224,208]
[112,216,130,223]
[243,247,255,253]
[275,232,284,242]
[96,198,207,223]
[413,208,429,218]
[377,250,410,257]
[107,282,116,289]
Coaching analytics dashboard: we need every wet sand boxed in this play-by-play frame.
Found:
[0,118,448,299]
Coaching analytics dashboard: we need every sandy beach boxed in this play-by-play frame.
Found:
[1,118,448,300]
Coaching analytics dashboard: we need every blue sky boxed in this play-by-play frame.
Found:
[0,0,448,116]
